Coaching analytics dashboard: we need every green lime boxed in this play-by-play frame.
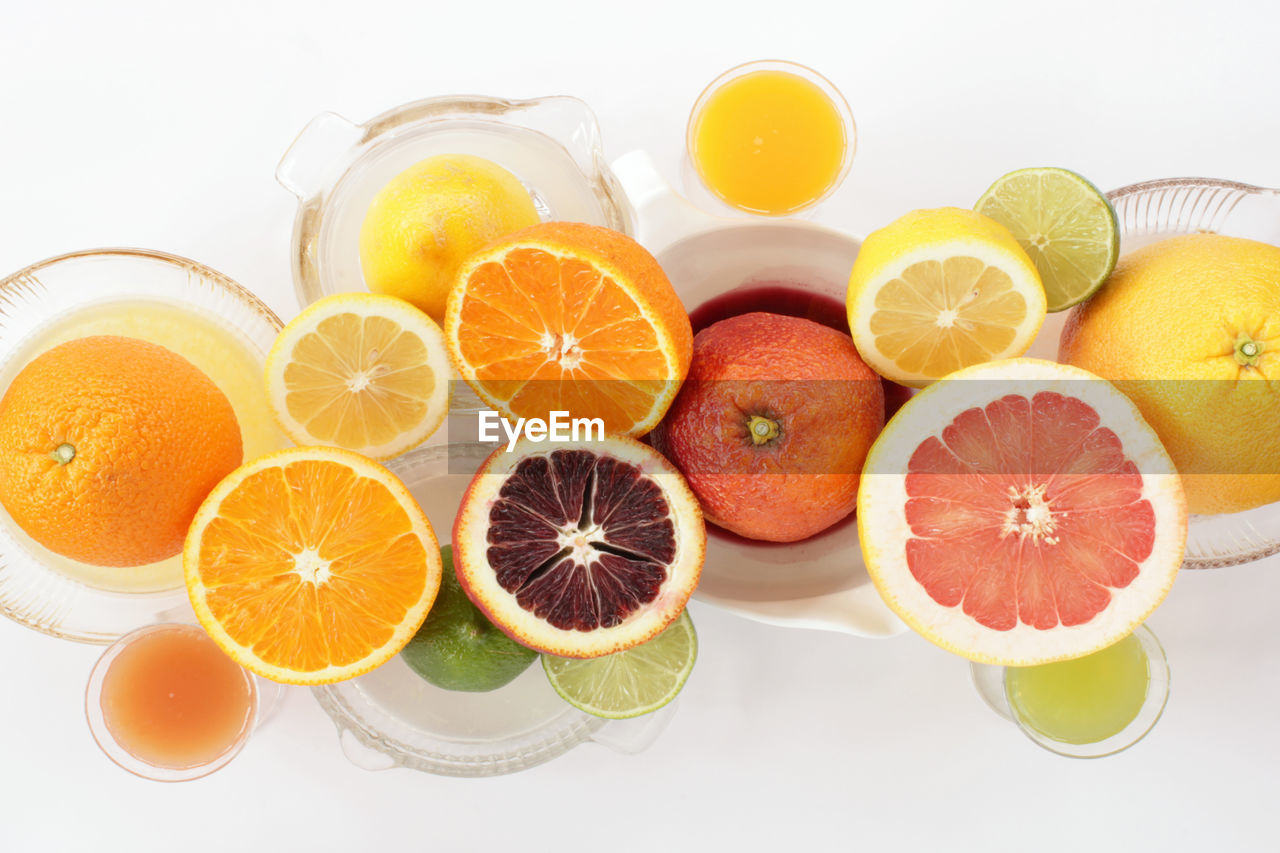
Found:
[542,610,697,719]
[975,167,1120,312]
[400,545,537,692]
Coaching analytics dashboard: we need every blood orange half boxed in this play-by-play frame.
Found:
[453,435,705,658]
[858,358,1186,665]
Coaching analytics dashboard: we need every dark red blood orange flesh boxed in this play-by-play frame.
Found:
[486,449,677,632]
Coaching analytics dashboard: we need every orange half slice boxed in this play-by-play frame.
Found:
[444,222,692,436]
[184,447,441,685]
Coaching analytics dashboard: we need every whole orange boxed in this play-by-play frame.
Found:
[0,335,243,567]
[650,312,884,542]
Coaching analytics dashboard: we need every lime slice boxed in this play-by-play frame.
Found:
[975,167,1120,312]
[542,610,697,719]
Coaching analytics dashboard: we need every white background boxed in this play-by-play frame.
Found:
[2,1,1278,850]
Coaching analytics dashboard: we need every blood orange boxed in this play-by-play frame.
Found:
[858,359,1186,665]
[453,436,704,658]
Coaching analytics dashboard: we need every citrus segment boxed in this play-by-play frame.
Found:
[542,609,697,719]
[453,435,704,658]
[265,293,450,460]
[858,359,1186,665]
[976,167,1119,312]
[445,222,693,436]
[185,447,441,684]
[847,208,1046,387]
[0,335,242,568]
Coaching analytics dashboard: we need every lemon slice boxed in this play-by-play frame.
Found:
[976,167,1120,312]
[265,293,450,459]
[541,610,697,719]
[846,207,1047,387]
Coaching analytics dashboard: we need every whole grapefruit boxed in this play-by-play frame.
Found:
[651,312,884,542]
[1059,234,1280,515]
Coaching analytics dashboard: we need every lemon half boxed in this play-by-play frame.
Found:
[265,293,451,460]
[847,207,1047,387]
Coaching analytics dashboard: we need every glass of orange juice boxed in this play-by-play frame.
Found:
[85,623,271,781]
[686,60,855,216]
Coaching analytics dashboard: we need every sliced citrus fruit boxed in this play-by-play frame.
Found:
[857,358,1186,666]
[443,221,693,436]
[265,293,450,460]
[542,609,697,719]
[846,207,1047,387]
[184,447,442,685]
[975,167,1120,312]
[453,435,705,658]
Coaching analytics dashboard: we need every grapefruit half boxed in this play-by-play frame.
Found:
[453,435,705,658]
[858,359,1186,665]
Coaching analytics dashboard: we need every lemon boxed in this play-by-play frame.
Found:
[542,610,697,719]
[264,292,451,460]
[846,207,1047,387]
[358,154,541,321]
[1060,233,1280,515]
[976,167,1120,312]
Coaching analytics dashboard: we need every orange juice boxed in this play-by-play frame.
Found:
[99,624,255,770]
[689,64,851,215]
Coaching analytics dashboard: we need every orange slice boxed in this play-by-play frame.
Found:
[444,221,693,436]
[184,447,441,685]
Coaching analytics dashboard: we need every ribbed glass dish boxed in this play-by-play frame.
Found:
[275,94,634,310]
[310,442,676,777]
[1106,177,1280,569]
[0,249,285,642]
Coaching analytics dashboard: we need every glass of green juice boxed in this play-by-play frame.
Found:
[970,625,1170,758]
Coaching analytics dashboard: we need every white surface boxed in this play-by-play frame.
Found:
[2,1,1278,850]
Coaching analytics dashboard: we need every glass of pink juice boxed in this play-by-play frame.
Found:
[85,623,259,781]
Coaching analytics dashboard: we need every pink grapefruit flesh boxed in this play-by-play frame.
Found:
[858,359,1186,665]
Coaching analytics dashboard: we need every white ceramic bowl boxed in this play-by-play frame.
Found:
[611,151,904,638]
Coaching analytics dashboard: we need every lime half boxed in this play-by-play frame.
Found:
[975,167,1120,312]
[542,610,697,719]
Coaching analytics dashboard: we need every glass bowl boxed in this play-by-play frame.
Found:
[1028,177,1280,569]
[610,151,903,638]
[311,442,677,777]
[276,94,635,310]
[0,249,286,643]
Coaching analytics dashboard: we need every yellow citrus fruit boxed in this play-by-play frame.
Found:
[847,207,1046,387]
[358,154,541,321]
[184,446,442,685]
[1060,234,1280,515]
[264,293,451,460]
[0,335,242,567]
[444,221,693,436]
